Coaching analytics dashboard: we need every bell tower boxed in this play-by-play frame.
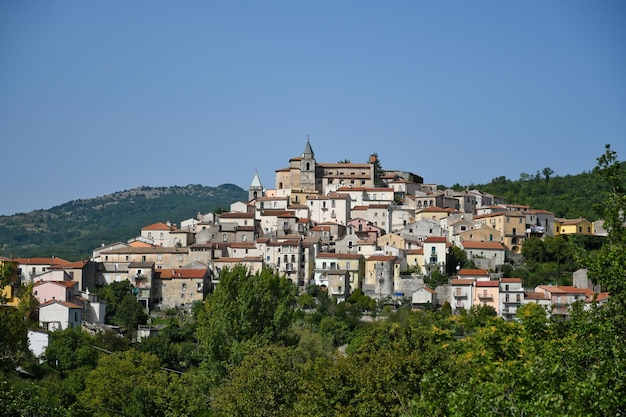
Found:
[300,136,316,192]
[249,170,264,202]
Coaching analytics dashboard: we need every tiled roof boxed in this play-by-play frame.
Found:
[476,280,499,287]
[450,279,475,285]
[14,257,72,266]
[141,222,172,231]
[459,268,489,276]
[367,255,397,262]
[34,280,77,288]
[424,236,447,243]
[39,300,83,309]
[460,241,505,250]
[406,248,424,255]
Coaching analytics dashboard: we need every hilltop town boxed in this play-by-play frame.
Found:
[1,139,608,332]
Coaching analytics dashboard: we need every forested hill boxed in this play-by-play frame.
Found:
[0,184,248,260]
[450,163,626,221]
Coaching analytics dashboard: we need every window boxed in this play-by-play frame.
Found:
[182,283,187,291]
[223,233,227,242]
[142,255,146,262]
[157,254,162,261]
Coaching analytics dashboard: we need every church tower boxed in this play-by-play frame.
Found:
[300,137,317,192]
[249,170,264,202]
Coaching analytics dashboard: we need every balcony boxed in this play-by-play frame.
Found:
[478,293,493,300]
[454,291,467,299]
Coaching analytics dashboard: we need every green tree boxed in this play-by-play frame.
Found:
[584,144,626,306]
[196,265,296,382]
[0,305,30,371]
[96,280,135,324]
[79,349,173,417]
[111,293,148,332]
[211,345,304,417]
[522,236,546,265]
[542,166,555,183]
[369,153,385,185]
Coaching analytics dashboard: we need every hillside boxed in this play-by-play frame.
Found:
[0,184,248,260]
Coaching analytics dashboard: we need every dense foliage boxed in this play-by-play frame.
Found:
[0,184,248,260]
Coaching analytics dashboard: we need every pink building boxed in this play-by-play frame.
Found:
[33,280,79,304]
[474,280,500,311]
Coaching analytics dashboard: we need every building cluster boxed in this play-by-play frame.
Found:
[0,139,610,337]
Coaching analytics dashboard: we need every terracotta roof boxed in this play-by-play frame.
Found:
[34,280,77,288]
[501,278,523,283]
[475,211,525,219]
[228,242,256,249]
[103,247,188,254]
[367,255,397,262]
[450,279,475,285]
[424,236,447,243]
[419,206,452,213]
[406,248,424,255]
[524,292,549,300]
[476,280,499,287]
[141,222,172,231]
[14,257,71,265]
[460,241,506,250]
[50,261,88,269]
[260,210,293,217]
[39,300,83,309]
[459,268,489,276]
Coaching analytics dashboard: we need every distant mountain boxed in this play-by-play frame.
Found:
[0,184,248,260]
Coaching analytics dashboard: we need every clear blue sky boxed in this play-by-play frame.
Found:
[1,1,625,216]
